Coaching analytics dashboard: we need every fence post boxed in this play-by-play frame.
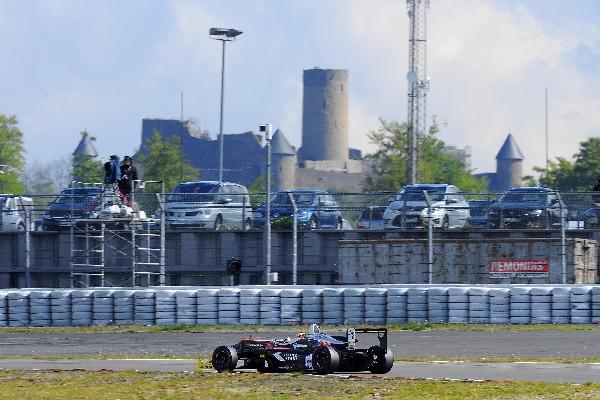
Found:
[24,206,31,288]
[556,191,567,284]
[423,190,433,284]
[160,181,166,286]
[288,193,298,285]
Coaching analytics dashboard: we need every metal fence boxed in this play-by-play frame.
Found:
[1,188,600,288]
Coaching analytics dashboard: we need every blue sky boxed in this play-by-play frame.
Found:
[2,0,600,177]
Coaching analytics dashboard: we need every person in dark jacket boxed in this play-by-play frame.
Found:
[117,156,138,204]
[593,176,600,205]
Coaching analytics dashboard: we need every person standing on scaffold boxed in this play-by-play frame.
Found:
[117,155,138,207]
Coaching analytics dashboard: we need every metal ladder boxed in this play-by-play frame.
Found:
[70,220,106,287]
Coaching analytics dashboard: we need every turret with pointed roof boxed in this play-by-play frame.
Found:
[492,133,523,191]
[72,131,98,158]
[496,133,524,161]
[270,129,297,190]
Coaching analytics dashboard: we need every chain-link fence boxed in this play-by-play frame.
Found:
[1,187,600,288]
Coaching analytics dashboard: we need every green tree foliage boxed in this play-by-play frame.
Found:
[0,115,25,194]
[363,119,487,193]
[530,137,600,191]
[137,131,198,191]
[72,132,104,184]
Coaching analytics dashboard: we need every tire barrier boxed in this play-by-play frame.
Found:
[3,286,600,327]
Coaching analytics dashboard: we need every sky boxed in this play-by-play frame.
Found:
[1,0,600,177]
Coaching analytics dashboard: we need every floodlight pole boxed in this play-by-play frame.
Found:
[262,124,273,285]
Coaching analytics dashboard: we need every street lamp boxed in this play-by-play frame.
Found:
[209,27,243,183]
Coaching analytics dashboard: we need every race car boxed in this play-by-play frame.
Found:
[211,324,394,374]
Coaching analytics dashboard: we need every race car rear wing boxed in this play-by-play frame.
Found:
[347,328,388,352]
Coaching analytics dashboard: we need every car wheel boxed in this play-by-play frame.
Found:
[243,218,252,231]
[312,346,339,375]
[336,218,343,230]
[16,223,26,232]
[212,346,238,372]
[213,215,224,231]
[309,216,318,230]
[368,346,394,374]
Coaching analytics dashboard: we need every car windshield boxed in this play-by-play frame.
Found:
[270,192,316,206]
[360,207,385,219]
[167,183,219,203]
[396,188,446,202]
[54,190,101,205]
[499,192,547,203]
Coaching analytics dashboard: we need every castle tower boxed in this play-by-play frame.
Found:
[300,68,348,162]
[271,129,297,191]
[72,131,98,158]
[494,133,524,191]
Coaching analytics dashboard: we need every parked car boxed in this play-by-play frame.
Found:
[486,187,562,229]
[356,206,387,230]
[467,200,494,227]
[0,195,33,231]
[42,188,116,231]
[253,190,343,230]
[165,181,252,230]
[383,184,470,229]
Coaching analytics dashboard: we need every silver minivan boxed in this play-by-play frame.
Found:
[165,181,252,230]
[383,184,470,229]
[0,195,33,231]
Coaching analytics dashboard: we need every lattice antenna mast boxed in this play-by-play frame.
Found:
[406,0,430,184]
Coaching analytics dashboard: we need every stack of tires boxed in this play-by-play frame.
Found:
[239,289,261,325]
[50,290,72,327]
[29,291,52,327]
[530,287,552,324]
[260,288,281,325]
[551,287,571,324]
[428,287,448,323]
[448,287,469,323]
[365,288,387,325]
[8,291,30,327]
[175,290,197,325]
[510,287,531,324]
[218,288,240,325]
[302,288,323,324]
[93,290,114,326]
[571,286,592,324]
[407,288,428,323]
[0,292,7,327]
[71,290,93,326]
[196,288,219,325]
[386,288,408,324]
[322,288,344,325]
[592,287,600,324]
[155,290,177,325]
[343,288,365,324]
[489,288,510,324]
[113,290,135,325]
[280,289,303,325]
[134,290,156,325]
[468,287,490,324]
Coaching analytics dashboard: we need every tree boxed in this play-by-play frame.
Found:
[363,119,487,193]
[72,131,104,184]
[0,115,25,194]
[137,131,198,191]
[529,137,600,191]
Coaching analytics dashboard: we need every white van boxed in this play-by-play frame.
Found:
[383,184,470,229]
[165,181,252,230]
[0,195,34,232]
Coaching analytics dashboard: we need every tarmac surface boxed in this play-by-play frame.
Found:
[1,330,600,383]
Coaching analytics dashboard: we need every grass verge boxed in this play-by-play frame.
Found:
[0,369,599,400]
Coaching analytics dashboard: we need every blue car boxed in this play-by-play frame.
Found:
[253,190,343,230]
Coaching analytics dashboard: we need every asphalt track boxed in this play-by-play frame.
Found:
[1,330,600,383]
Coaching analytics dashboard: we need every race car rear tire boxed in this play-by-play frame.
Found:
[368,346,394,374]
[212,346,238,372]
[312,346,339,375]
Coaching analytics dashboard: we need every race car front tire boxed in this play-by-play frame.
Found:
[368,346,394,374]
[312,346,340,375]
[212,346,238,372]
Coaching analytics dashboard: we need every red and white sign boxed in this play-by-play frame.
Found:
[488,259,549,278]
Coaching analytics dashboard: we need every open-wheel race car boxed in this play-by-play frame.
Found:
[211,324,394,375]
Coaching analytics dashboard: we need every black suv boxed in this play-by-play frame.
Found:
[487,187,562,229]
[42,188,117,231]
